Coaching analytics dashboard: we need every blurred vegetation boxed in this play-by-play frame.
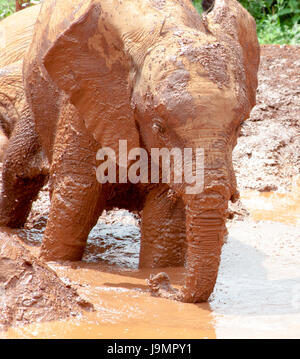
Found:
[0,0,15,19]
[1,0,299,44]
[0,0,39,20]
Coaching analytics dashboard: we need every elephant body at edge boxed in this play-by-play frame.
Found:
[0,5,48,227]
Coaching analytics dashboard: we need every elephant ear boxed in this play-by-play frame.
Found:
[207,0,260,108]
[43,4,139,157]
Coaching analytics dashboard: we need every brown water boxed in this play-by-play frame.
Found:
[1,177,300,339]
[241,176,300,225]
[2,264,215,339]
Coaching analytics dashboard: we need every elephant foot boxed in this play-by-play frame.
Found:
[147,272,210,303]
[147,272,180,300]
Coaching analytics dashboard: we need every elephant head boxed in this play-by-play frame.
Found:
[42,0,259,302]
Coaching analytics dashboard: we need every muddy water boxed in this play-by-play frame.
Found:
[1,179,300,339]
[241,176,300,225]
[3,265,214,339]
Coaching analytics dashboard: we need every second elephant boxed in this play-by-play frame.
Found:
[0,5,48,226]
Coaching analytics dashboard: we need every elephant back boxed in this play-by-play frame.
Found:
[0,5,40,68]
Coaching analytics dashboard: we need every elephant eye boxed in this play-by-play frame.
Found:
[152,119,166,136]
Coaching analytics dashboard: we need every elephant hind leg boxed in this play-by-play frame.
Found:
[139,185,186,268]
[0,109,48,228]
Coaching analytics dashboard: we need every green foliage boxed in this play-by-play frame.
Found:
[0,0,15,20]
[239,0,300,44]
[193,0,204,13]
[193,0,300,44]
[0,0,39,20]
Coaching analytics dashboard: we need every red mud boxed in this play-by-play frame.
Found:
[233,45,300,193]
[0,233,93,332]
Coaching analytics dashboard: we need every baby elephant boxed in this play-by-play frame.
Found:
[3,0,260,303]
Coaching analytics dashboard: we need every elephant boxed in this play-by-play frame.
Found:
[0,61,28,151]
[0,3,40,145]
[0,60,48,227]
[0,4,41,67]
[0,5,48,227]
[20,0,259,303]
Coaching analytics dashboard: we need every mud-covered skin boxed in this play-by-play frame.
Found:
[0,61,48,228]
[0,5,40,156]
[0,5,41,68]
[0,7,48,228]
[0,5,40,146]
[0,63,23,142]
[23,0,259,303]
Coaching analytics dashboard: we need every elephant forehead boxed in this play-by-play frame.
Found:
[139,32,240,118]
[167,91,238,132]
[183,42,231,90]
[153,67,194,119]
[146,68,238,128]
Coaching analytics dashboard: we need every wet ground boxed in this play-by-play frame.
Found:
[0,45,300,338]
[1,179,299,339]
[233,45,300,192]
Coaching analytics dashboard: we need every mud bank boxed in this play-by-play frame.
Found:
[233,45,300,192]
[0,234,93,331]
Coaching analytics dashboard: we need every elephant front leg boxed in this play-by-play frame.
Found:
[139,185,186,268]
[40,105,103,261]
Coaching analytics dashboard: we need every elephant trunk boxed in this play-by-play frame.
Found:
[182,184,229,302]
[148,144,234,302]
[179,143,233,302]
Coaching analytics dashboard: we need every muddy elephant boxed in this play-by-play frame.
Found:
[20,0,259,303]
[0,5,48,226]
[0,3,40,156]
[0,3,40,143]
[0,60,48,226]
[0,4,41,67]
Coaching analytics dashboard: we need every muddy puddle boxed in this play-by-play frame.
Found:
[1,178,300,339]
[241,176,300,225]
